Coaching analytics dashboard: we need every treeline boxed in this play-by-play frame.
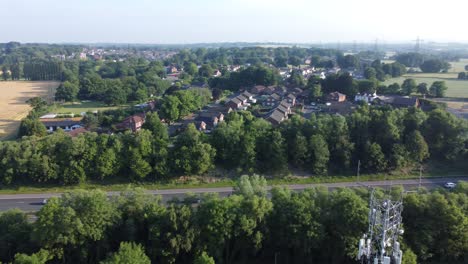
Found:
[56,60,171,104]
[209,65,280,91]
[4,106,467,186]
[0,42,82,65]
[169,46,340,67]
[394,52,451,72]
[1,178,467,264]
[317,72,448,98]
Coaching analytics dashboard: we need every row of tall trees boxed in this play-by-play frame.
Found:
[5,105,467,186]
[321,72,448,98]
[1,178,467,264]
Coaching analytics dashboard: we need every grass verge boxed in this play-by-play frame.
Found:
[0,169,466,195]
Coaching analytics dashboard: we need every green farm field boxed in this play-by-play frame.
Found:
[383,72,468,98]
[382,59,468,98]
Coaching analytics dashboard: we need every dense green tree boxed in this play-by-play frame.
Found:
[171,124,216,175]
[256,130,287,175]
[290,132,309,167]
[417,82,428,95]
[364,67,377,79]
[13,249,53,264]
[401,78,417,95]
[337,54,359,69]
[422,109,467,160]
[34,190,118,263]
[142,112,168,140]
[101,242,150,264]
[363,142,387,172]
[18,118,47,137]
[159,95,181,123]
[457,72,466,80]
[420,59,444,73]
[198,64,213,78]
[196,194,272,264]
[55,81,79,101]
[308,134,330,175]
[184,62,198,76]
[0,210,33,262]
[268,187,326,263]
[429,81,447,97]
[234,174,268,198]
[194,252,215,264]
[405,130,429,162]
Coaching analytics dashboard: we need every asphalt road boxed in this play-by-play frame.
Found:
[0,177,465,212]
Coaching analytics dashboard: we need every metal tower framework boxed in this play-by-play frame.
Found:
[358,189,404,264]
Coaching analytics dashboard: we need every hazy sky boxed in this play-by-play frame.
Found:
[3,0,468,44]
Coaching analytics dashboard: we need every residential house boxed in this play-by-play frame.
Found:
[262,86,276,95]
[226,97,243,109]
[286,94,296,106]
[212,69,222,77]
[241,91,257,103]
[196,111,224,130]
[290,87,304,95]
[375,96,420,108]
[327,92,347,102]
[276,104,291,116]
[115,113,146,132]
[195,121,207,131]
[206,105,232,115]
[250,85,266,94]
[166,66,178,74]
[355,93,378,104]
[236,94,248,105]
[263,93,281,107]
[274,86,288,96]
[266,110,287,126]
[229,65,241,72]
[40,117,83,132]
[68,127,88,137]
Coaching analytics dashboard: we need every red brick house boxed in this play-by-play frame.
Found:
[116,113,146,132]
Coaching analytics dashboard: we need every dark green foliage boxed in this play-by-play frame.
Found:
[0,210,33,262]
[1,185,467,264]
[101,242,150,264]
[429,81,448,97]
[55,81,79,101]
[420,59,446,73]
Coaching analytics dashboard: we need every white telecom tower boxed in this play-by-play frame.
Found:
[357,189,404,264]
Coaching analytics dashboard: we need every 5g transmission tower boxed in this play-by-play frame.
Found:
[357,189,404,264]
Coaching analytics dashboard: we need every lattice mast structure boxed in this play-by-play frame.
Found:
[358,189,404,264]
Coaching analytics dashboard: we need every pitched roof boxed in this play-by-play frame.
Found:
[280,100,291,108]
[242,91,253,98]
[276,105,289,115]
[391,96,419,106]
[229,97,242,105]
[40,117,82,127]
[377,96,418,107]
[287,94,296,99]
[206,106,232,114]
[270,93,281,100]
[237,95,248,101]
[68,127,88,137]
[329,91,346,97]
[267,110,285,124]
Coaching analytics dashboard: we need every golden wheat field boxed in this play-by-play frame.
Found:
[0,81,59,139]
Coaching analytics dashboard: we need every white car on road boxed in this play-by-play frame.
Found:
[444,182,456,189]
